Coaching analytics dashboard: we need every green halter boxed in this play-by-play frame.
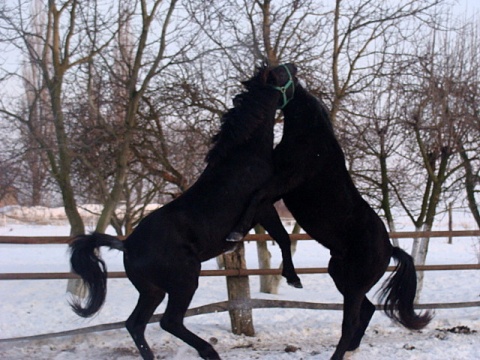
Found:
[272,64,295,109]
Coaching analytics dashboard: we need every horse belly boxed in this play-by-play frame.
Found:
[282,186,349,250]
[124,156,273,263]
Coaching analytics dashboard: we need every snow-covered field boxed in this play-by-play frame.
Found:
[0,208,479,359]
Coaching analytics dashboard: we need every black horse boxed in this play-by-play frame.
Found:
[227,78,432,360]
[69,63,301,360]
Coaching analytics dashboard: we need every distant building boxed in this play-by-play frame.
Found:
[0,187,19,207]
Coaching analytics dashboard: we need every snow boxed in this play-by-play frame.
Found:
[0,210,479,360]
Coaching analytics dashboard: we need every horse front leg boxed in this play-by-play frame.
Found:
[226,188,267,242]
[160,265,220,360]
[328,257,366,360]
[257,204,302,288]
[227,168,303,243]
[126,290,165,360]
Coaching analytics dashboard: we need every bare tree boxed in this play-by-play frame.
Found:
[90,0,182,232]
[0,0,116,235]
[455,19,480,230]
[0,0,121,297]
[0,155,19,205]
[330,0,444,124]
[187,0,329,293]
[341,70,408,246]
[57,0,191,235]
[382,16,478,295]
[183,0,448,294]
[1,1,475,300]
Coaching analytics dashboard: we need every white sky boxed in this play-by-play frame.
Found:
[454,0,480,17]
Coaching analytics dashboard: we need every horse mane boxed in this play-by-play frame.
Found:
[205,66,276,164]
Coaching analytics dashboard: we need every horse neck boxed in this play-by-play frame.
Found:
[283,85,345,162]
[283,85,333,131]
[206,86,278,164]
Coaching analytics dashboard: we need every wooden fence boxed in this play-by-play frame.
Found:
[0,230,479,341]
[1,230,479,280]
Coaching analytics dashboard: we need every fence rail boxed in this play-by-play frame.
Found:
[1,229,479,244]
[1,263,480,281]
[1,230,479,281]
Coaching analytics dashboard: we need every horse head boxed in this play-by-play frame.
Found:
[268,63,297,109]
[238,63,297,109]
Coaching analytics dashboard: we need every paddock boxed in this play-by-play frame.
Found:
[0,229,479,359]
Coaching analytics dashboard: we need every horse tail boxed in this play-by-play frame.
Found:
[379,247,433,330]
[69,232,124,318]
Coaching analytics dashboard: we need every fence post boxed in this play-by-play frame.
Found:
[223,242,255,336]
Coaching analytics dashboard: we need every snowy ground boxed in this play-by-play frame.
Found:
[0,211,479,359]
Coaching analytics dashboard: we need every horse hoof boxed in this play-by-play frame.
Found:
[287,279,303,289]
[347,343,360,352]
[199,346,221,360]
[226,232,244,242]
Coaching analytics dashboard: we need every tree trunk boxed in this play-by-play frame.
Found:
[388,221,399,247]
[379,140,399,247]
[411,224,430,302]
[255,225,275,293]
[459,146,480,228]
[257,240,273,293]
[64,174,87,296]
[48,77,86,296]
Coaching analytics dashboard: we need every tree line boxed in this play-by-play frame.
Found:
[0,0,479,292]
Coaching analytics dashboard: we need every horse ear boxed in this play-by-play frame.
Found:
[262,66,272,85]
[232,93,244,107]
[266,70,277,86]
[261,57,270,68]
[241,78,252,88]
[255,60,271,85]
[242,64,269,88]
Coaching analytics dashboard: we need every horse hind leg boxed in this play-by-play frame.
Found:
[329,291,365,360]
[328,257,367,360]
[160,268,220,360]
[126,289,166,360]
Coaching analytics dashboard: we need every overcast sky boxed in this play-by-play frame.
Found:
[0,0,477,92]
[456,0,480,14]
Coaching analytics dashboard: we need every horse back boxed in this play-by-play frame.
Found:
[125,141,273,262]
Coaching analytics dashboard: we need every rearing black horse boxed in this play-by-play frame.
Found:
[227,76,432,360]
[69,64,301,360]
